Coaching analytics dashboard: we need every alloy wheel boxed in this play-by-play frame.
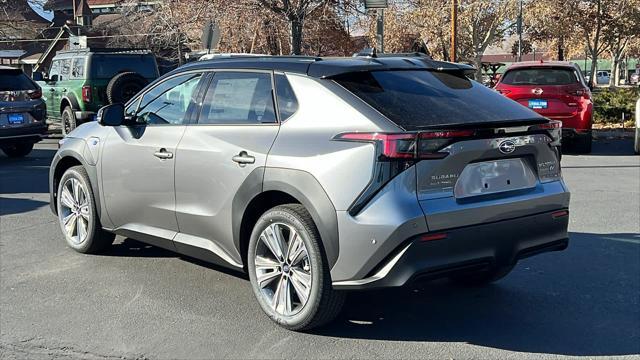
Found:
[254,223,312,317]
[59,177,90,245]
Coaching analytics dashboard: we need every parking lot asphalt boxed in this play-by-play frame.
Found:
[1,138,639,359]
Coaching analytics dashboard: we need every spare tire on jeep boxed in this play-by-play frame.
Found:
[106,72,148,104]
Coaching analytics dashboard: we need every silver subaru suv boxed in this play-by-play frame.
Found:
[49,54,570,330]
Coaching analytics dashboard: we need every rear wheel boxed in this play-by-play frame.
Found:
[57,165,114,253]
[61,106,76,136]
[248,204,344,331]
[1,143,34,157]
[450,264,515,286]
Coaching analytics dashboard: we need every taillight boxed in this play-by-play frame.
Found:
[334,130,475,161]
[82,86,92,103]
[27,89,42,99]
[537,120,562,130]
[566,88,590,100]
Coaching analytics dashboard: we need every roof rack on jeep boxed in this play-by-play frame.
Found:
[57,48,152,55]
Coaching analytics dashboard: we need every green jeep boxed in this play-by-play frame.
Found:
[35,48,159,135]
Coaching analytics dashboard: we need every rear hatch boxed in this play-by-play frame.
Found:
[498,66,589,128]
[334,69,568,231]
[0,68,45,126]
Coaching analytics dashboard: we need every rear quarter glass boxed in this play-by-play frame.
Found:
[332,70,542,130]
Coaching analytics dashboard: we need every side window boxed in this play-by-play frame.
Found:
[275,74,299,121]
[199,72,276,124]
[136,73,203,125]
[71,58,85,79]
[49,60,60,78]
[59,59,71,81]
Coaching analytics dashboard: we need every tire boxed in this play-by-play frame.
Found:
[248,204,344,331]
[450,263,515,287]
[56,165,115,254]
[573,132,592,154]
[106,72,148,104]
[1,143,34,157]
[61,106,77,136]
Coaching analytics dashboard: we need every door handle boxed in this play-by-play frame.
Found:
[232,151,255,165]
[154,148,173,159]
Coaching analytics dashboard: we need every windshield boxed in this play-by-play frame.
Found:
[501,67,579,86]
[333,70,541,129]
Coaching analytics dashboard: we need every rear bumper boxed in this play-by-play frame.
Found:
[562,128,591,139]
[74,111,95,121]
[332,209,569,290]
[0,123,47,145]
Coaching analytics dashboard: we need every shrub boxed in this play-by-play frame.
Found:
[593,87,640,123]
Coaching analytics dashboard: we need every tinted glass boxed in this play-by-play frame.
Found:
[501,67,579,85]
[71,58,85,78]
[334,70,540,129]
[137,73,202,125]
[0,70,37,91]
[275,74,298,121]
[91,55,157,79]
[199,72,276,124]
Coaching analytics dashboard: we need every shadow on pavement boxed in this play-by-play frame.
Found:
[0,148,55,194]
[316,232,640,357]
[564,138,637,156]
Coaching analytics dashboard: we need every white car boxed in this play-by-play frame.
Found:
[596,71,610,85]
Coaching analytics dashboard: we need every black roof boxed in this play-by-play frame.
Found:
[176,54,475,79]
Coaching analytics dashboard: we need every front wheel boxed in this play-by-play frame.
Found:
[57,165,114,253]
[248,204,344,331]
[1,143,34,157]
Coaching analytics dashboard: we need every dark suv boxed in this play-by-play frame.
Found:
[35,48,159,135]
[0,66,47,157]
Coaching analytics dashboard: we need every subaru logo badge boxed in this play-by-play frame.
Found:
[498,140,516,154]
[533,88,544,95]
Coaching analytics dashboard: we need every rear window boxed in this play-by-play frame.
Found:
[334,70,539,129]
[0,70,37,91]
[90,55,158,79]
[501,67,579,85]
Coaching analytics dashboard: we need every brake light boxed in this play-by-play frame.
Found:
[566,88,590,99]
[27,89,42,99]
[538,120,562,129]
[82,86,91,103]
[420,233,448,242]
[334,130,475,160]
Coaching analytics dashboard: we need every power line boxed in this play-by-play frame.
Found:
[0,31,178,44]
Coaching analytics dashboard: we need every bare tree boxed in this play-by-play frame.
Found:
[255,0,328,55]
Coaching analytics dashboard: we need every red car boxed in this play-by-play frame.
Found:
[494,61,593,153]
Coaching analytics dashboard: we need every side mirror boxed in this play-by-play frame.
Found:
[32,72,43,81]
[49,74,59,82]
[97,103,125,126]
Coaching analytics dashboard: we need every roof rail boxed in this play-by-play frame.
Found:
[199,54,322,62]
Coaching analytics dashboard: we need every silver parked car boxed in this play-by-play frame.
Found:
[49,54,570,330]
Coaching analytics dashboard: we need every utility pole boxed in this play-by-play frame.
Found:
[517,0,523,62]
[450,0,458,62]
[376,9,384,53]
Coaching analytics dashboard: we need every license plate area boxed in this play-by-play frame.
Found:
[8,114,24,124]
[528,99,548,109]
[454,158,537,199]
